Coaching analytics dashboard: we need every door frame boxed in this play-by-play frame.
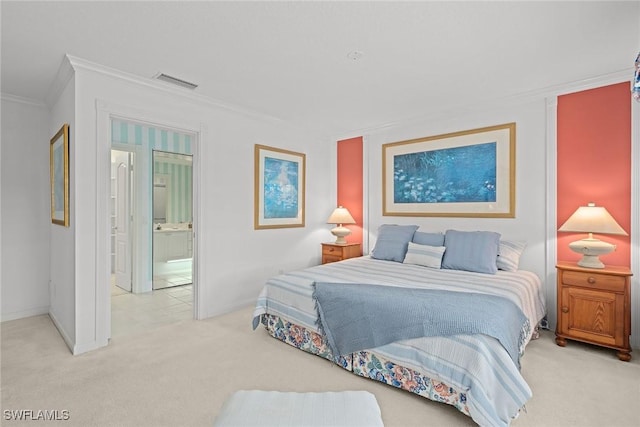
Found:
[96,100,204,344]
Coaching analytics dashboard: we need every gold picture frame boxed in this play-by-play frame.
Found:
[254,144,306,229]
[50,124,69,226]
[383,123,515,218]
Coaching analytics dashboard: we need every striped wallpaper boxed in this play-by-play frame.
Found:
[111,119,193,224]
[111,119,193,154]
[154,154,193,224]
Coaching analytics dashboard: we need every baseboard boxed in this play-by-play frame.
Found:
[48,311,75,354]
[73,337,109,355]
[1,305,49,322]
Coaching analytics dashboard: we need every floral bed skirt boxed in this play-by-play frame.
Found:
[260,313,470,418]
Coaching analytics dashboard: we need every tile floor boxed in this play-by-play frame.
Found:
[111,280,193,339]
[153,266,192,290]
[153,270,193,289]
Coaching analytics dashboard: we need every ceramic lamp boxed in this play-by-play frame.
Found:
[558,202,628,268]
[327,206,356,244]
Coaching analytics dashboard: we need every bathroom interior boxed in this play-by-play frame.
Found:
[110,148,194,292]
[151,150,194,290]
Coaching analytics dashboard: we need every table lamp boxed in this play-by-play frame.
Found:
[558,202,628,268]
[327,206,356,244]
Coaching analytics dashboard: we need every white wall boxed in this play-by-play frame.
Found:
[65,56,333,353]
[1,97,51,321]
[361,99,550,310]
[48,74,77,348]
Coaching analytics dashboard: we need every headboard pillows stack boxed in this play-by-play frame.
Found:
[370,224,526,274]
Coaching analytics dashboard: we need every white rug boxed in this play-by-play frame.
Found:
[213,390,384,427]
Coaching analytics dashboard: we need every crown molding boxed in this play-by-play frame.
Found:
[44,55,75,108]
[335,69,632,140]
[1,92,48,108]
[545,69,630,97]
[64,54,289,127]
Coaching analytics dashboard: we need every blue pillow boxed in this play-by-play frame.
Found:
[441,230,501,274]
[371,224,419,262]
[412,231,445,246]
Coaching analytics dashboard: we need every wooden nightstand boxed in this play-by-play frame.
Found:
[321,243,361,264]
[555,261,633,361]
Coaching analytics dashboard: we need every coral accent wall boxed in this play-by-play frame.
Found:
[337,137,363,250]
[557,82,631,266]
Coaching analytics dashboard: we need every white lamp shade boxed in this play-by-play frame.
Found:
[558,203,627,268]
[327,206,356,225]
[558,203,628,236]
[327,206,356,244]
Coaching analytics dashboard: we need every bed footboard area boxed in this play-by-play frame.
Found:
[260,313,471,419]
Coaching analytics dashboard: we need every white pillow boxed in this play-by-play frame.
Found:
[403,242,446,269]
[496,240,527,272]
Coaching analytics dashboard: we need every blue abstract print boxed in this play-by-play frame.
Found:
[53,143,65,211]
[264,157,299,218]
[394,142,496,204]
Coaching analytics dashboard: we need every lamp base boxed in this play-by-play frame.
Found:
[331,225,351,245]
[576,254,606,269]
[568,238,616,269]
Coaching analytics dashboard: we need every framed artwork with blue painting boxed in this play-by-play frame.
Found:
[254,144,306,229]
[383,123,515,218]
[50,123,70,226]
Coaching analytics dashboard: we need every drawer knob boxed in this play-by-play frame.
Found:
[329,248,334,252]
[587,276,596,284]
[561,306,569,313]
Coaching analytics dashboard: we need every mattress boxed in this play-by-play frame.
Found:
[253,256,546,427]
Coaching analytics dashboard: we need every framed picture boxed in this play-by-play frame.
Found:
[254,144,306,229]
[383,123,515,218]
[50,124,70,226]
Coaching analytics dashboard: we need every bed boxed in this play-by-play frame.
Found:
[252,227,546,427]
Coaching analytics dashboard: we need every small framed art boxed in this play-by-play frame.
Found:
[254,144,306,229]
[50,124,70,226]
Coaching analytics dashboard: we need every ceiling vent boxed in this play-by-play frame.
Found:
[153,73,198,90]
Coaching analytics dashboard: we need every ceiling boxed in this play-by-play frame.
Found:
[2,1,639,138]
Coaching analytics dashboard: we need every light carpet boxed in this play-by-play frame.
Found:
[2,305,639,426]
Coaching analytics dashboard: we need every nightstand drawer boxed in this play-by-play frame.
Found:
[322,255,343,264]
[322,245,344,256]
[561,270,626,293]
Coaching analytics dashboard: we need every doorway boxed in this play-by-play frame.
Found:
[108,119,197,340]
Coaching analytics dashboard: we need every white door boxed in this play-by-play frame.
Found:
[114,159,132,292]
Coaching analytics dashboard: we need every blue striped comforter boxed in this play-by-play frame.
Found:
[252,256,546,427]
